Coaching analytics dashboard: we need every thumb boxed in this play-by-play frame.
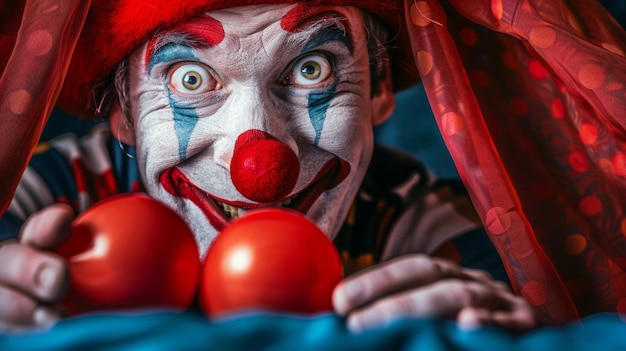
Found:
[19,203,74,249]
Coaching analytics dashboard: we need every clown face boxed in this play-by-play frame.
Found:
[121,4,394,255]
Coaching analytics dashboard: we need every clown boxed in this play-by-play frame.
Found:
[0,0,537,331]
[4,0,624,334]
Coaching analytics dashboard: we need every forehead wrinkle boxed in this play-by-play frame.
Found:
[256,22,293,60]
[205,6,293,67]
[211,4,291,37]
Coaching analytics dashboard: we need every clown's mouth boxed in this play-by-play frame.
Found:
[215,197,294,219]
[159,157,350,232]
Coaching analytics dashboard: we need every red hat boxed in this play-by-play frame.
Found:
[56,0,418,117]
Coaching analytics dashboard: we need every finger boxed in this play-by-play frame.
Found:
[0,242,69,302]
[0,284,62,329]
[344,279,510,333]
[460,268,509,291]
[20,203,74,250]
[333,255,474,315]
[457,299,538,332]
[456,306,489,330]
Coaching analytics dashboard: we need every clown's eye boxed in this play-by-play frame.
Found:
[169,63,219,94]
[288,54,332,86]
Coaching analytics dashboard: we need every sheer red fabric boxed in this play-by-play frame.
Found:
[1,0,626,325]
[0,0,90,214]
[407,0,626,323]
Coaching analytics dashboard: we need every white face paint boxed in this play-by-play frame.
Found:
[126,4,382,256]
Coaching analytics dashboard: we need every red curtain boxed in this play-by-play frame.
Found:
[0,0,91,214]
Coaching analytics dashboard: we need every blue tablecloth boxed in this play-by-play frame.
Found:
[2,311,626,351]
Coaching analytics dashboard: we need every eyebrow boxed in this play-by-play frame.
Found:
[286,13,354,54]
[146,35,200,73]
[145,14,224,70]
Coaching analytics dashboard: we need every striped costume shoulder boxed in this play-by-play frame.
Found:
[334,144,487,276]
[2,124,140,240]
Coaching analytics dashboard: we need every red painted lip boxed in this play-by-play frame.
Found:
[159,157,350,231]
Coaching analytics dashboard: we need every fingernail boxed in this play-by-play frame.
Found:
[347,310,375,333]
[333,281,364,315]
[35,263,61,299]
[347,315,364,333]
[457,317,481,331]
[33,307,61,326]
[456,308,483,331]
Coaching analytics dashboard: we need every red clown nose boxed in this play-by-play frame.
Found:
[231,130,299,203]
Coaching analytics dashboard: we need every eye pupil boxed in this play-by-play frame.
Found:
[300,61,321,80]
[287,54,331,86]
[183,72,202,89]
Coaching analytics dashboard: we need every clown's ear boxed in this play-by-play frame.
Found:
[109,102,136,146]
[371,60,395,127]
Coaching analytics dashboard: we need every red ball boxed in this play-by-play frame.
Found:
[200,208,343,317]
[56,193,200,315]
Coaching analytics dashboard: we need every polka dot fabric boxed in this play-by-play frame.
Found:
[405,0,626,323]
[0,0,90,214]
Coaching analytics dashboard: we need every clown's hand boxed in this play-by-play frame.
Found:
[332,254,538,333]
[0,204,73,331]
